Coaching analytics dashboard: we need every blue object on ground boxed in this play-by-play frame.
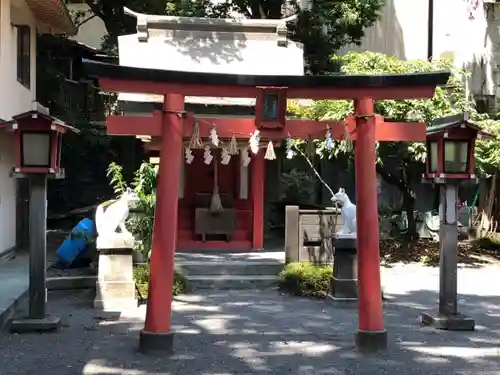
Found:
[55,218,95,267]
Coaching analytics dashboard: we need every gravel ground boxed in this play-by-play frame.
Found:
[0,264,499,375]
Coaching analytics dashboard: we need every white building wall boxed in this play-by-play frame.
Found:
[339,0,500,97]
[0,132,16,255]
[0,0,37,120]
[0,0,38,256]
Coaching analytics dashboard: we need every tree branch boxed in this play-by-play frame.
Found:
[376,163,405,191]
[76,14,97,29]
[293,145,335,198]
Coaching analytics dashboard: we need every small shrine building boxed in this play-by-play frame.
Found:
[114,8,304,251]
[84,7,449,352]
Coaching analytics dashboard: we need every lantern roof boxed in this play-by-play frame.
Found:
[426,112,494,139]
[0,102,80,134]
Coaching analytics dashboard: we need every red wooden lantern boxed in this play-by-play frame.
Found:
[255,87,287,129]
[424,113,493,183]
[6,108,78,176]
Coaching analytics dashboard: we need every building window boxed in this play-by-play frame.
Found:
[17,25,30,88]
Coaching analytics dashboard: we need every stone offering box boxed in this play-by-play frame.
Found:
[285,206,344,264]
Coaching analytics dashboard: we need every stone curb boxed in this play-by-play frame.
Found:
[0,289,28,331]
[46,276,97,291]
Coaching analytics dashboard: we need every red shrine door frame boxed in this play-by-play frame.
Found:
[84,58,449,353]
[179,148,262,250]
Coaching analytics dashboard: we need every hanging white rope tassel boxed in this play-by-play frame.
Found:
[189,120,204,149]
[325,125,334,151]
[228,134,239,155]
[221,147,231,165]
[240,147,251,167]
[264,141,276,160]
[343,121,353,152]
[209,123,219,147]
[184,147,194,164]
[285,136,295,159]
[249,130,260,154]
[203,145,213,165]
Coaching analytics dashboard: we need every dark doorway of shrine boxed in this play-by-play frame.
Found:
[179,149,253,250]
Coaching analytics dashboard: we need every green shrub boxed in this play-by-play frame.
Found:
[106,162,158,260]
[133,264,187,299]
[278,262,332,298]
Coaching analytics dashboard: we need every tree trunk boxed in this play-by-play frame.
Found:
[402,189,417,240]
[376,163,417,240]
[475,176,497,238]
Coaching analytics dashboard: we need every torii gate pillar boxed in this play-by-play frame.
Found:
[354,98,386,351]
[139,93,184,354]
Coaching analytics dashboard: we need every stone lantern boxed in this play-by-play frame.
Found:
[7,102,78,333]
[424,113,489,184]
[421,113,493,331]
[10,103,78,177]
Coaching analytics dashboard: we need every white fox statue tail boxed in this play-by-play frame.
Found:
[95,203,106,238]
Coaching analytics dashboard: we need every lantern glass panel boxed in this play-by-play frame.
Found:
[262,93,279,121]
[428,141,438,172]
[21,132,51,167]
[444,140,469,173]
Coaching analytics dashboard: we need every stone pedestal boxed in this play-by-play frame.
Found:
[330,236,357,301]
[94,234,137,311]
[421,312,475,331]
[421,184,475,331]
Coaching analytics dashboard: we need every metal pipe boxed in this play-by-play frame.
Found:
[427,0,434,60]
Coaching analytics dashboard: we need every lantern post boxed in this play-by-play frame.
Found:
[421,113,492,330]
[7,102,78,333]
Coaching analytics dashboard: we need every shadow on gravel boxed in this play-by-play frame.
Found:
[0,288,499,375]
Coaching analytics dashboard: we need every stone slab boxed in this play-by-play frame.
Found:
[96,234,135,250]
[10,314,60,333]
[421,311,475,331]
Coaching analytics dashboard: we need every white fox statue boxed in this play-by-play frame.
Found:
[95,187,139,241]
[331,187,357,237]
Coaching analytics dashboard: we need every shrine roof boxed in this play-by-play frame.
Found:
[83,59,450,91]
[427,113,494,139]
[123,7,295,34]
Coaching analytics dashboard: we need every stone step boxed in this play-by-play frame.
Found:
[186,275,279,290]
[46,276,97,291]
[175,260,283,277]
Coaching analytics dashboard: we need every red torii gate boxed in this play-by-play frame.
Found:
[84,59,449,353]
